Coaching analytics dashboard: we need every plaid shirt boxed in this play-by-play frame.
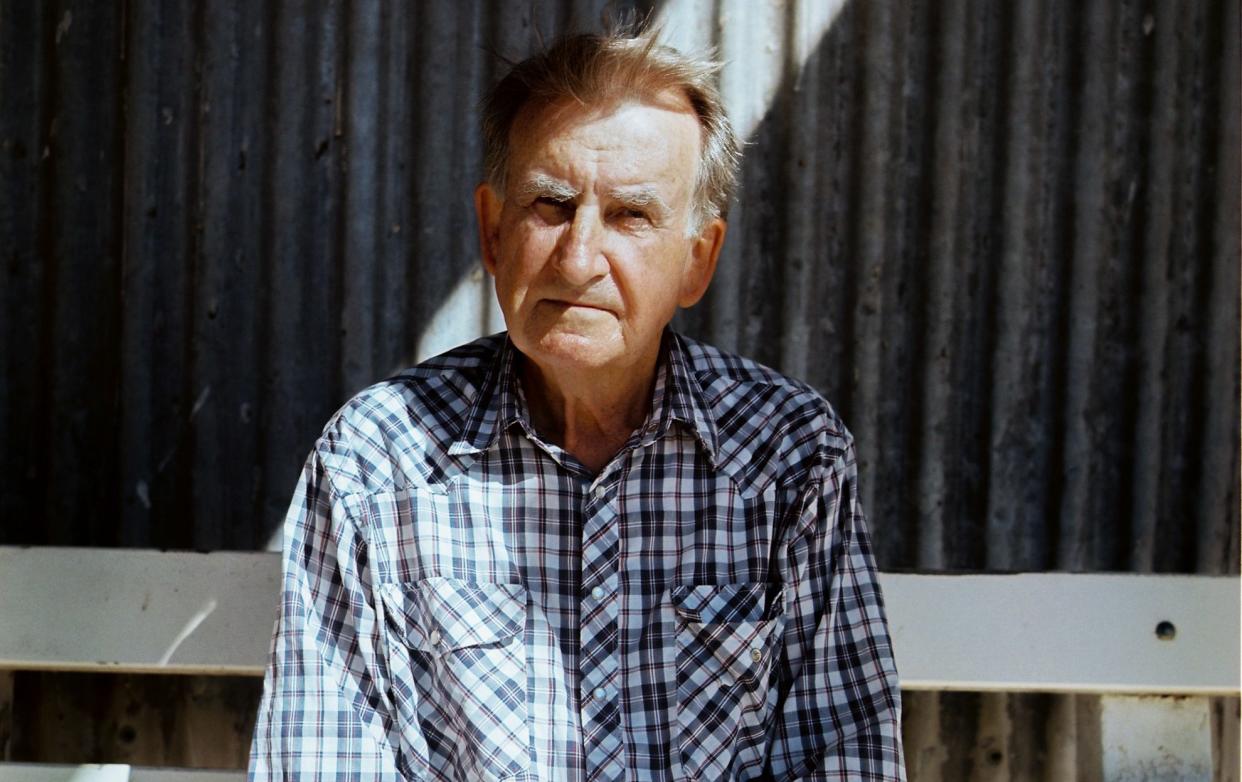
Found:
[249,330,904,781]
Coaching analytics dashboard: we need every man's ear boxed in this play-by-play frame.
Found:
[679,217,726,308]
[474,182,504,276]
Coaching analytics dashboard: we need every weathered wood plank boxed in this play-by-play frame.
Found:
[1099,696,1213,781]
[885,572,1240,694]
[0,547,1236,694]
[7,673,259,768]
[0,764,242,781]
[0,671,12,759]
[0,548,276,676]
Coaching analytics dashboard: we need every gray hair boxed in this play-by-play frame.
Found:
[481,21,742,232]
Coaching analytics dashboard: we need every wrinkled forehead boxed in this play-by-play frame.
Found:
[505,88,704,181]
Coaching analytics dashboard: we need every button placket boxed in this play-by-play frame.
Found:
[579,572,619,706]
[578,477,622,777]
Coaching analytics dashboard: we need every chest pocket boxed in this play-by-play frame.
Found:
[379,577,531,782]
[671,582,784,782]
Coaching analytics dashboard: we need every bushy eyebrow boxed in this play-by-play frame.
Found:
[514,173,579,202]
[513,175,673,223]
[607,185,672,219]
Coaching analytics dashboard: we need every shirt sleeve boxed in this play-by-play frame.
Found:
[765,437,906,781]
[249,448,404,780]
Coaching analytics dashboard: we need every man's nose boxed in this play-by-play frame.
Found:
[556,207,608,284]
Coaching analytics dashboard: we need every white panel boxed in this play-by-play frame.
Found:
[0,765,129,782]
[1099,695,1212,781]
[0,548,278,675]
[0,547,1237,694]
[0,766,242,782]
[884,572,1241,694]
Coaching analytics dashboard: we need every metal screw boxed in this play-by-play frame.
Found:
[1155,620,1176,640]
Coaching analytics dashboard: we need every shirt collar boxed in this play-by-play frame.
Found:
[654,330,720,468]
[450,329,720,467]
[449,335,526,457]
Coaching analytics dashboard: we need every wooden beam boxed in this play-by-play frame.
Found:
[0,548,276,676]
[885,572,1240,694]
[0,764,242,781]
[0,548,1237,694]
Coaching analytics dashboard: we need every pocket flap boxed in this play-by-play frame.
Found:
[380,577,527,652]
[671,582,781,624]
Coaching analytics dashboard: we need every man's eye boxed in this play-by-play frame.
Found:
[614,207,649,224]
[532,197,572,222]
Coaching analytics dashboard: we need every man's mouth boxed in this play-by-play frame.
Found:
[546,299,611,312]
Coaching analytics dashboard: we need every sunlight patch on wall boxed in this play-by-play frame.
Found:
[415,265,507,363]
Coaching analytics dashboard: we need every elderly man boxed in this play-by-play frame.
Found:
[251,23,904,782]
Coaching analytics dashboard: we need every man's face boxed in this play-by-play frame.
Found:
[475,90,725,379]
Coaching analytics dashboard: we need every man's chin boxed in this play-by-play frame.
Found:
[518,328,626,373]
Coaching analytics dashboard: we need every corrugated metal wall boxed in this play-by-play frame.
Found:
[1,0,1237,777]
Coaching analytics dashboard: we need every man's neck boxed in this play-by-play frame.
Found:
[519,352,659,474]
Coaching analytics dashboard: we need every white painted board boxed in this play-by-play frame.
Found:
[0,764,242,782]
[0,547,278,675]
[0,547,1237,693]
[883,572,1240,694]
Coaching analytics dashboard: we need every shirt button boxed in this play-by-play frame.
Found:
[591,586,605,600]
[429,630,442,647]
[593,686,607,700]
[593,485,606,500]
[750,647,763,663]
